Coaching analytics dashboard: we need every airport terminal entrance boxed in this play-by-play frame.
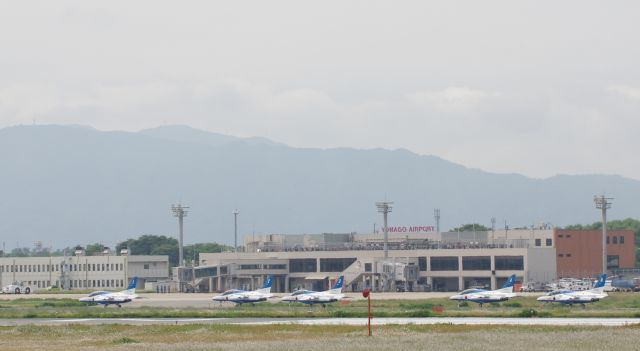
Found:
[431,277,459,292]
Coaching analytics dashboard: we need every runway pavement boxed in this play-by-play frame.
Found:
[0,317,638,326]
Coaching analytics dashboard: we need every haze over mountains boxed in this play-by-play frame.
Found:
[1,125,639,248]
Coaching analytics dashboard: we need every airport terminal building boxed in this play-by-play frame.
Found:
[0,253,170,291]
[192,228,558,293]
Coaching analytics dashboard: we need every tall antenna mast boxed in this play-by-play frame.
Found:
[434,208,441,233]
[376,201,393,259]
[594,195,613,274]
[490,217,496,245]
[171,203,189,267]
[233,209,240,252]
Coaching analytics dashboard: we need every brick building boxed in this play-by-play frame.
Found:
[555,229,636,278]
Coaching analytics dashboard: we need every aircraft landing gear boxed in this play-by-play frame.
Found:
[117,304,122,308]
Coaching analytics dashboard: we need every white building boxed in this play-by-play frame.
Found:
[194,230,556,293]
[0,254,170,291]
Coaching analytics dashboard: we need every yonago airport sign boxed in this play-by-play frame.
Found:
[383,226,435,233]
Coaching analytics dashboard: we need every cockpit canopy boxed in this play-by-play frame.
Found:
[459,289,485,295]
[221,289,244,296]
[290,289,314,296]
[546,290,573,296]
[88,291,109,297]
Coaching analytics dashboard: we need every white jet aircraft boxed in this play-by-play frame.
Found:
[212,276,274,305]
[537,274,607,307]
[79,276,138,308]
[449,274,517,307]
[281,276,345,306]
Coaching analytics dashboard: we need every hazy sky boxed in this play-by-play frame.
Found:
[1,1,639,179]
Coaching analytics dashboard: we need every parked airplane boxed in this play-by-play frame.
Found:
[281,276,345,306]
[537,274,608,306]
[212,276,274,304]
[449,274,517,307]
[79,277,138,307]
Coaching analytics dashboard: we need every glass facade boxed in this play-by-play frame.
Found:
[290,259,317,272]
[495,256,524,270]
[319,258,356,272]
[462,256,491,271]
[430,256,458,271]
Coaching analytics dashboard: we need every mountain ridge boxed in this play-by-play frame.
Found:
[0,124,638,248]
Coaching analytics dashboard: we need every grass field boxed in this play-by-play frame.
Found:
[0,293,639,318]
[0,324,639,351]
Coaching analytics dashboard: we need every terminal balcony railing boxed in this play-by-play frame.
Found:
[248,239,534,253]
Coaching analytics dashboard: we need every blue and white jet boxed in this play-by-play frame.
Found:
[79,277,138,308]
[212,276,274,305]
[537,274,608,307]
[281,276,345,306]
[449,274,517,307]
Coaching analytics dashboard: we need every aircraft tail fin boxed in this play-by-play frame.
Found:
[327,276,344,294]
[494,274,517,293]
[588,273,607,293]
[255,276,273,294]
[122,277,137,294]
[502,274,516,289]
[594,274,607,288]
[262,276,273,289]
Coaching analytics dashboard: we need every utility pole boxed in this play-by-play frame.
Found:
[233,209,240,252]
[376,202,393,259]
[434,208,441,233]
[594,195,613,274]
[171,204,189,267]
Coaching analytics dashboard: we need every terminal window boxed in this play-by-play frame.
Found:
[430,256,459,271]
[320,258,356,272]
[620,236,625,244]
[418,257,427,271]
[613,236,618,244]
[495,256,524,270]
[462,256,491,271]
[546,239,552,246]
[290,259,317,273]
[535,239,541,247]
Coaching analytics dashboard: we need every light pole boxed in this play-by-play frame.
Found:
[171,204,189,267]
[594,195,613,274]
[375,202,393,259]
[233,209,239,252]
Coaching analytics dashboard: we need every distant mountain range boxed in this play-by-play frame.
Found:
[1,125,639,248]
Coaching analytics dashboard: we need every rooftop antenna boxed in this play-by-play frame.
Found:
[434,208,441,233]
[376,201,393,259]
[594,195,613,274]
[171,203,189,267]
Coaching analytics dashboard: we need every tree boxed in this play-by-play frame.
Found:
[85,243,106,256]
[449,223,491,232]
[184,243,229,265]
[116,235,180,266]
